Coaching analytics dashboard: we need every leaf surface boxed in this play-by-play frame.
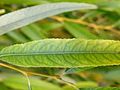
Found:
[3,75,62,90]
[0,3,97,35]
[64,22,98,39]
[0,39,120,67]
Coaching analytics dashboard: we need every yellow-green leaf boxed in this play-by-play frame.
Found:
[0,39,120,68]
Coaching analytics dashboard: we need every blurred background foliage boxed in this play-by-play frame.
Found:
[0,0,120,90]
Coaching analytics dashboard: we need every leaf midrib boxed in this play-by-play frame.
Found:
[0,51,119,58]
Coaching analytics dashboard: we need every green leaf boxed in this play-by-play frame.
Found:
[65,67,94,74]
[0,3,97,35]
[29,24,47,38]
[0,0,47,5]
[3,75,62,90]
[0,83,9,90]
[65,66,120,74]
[0,45,5,50]
[105,69,120,82]
[87,66,120,73]
[1,39,120,67]
[39,22,63,31]
[21,25,42,40]
[64,22,98,39]
[63,81,98,90]
[6,31,28,43]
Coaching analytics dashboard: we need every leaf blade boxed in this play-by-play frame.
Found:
[0,3,97,35]
[64,22,98,39]
[0,39,120,68]
[3,75,62,90]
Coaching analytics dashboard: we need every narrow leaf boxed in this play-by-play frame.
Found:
[0,39,120,68]
[6,31,28,43]
[63,81,97,90]
[3,75,62,90]
[64,22,98,39]
[0,3,97,35]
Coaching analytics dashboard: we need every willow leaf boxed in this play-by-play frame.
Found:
[0,0,47,5]
[64,22,98,39]
[0,39,120,67]
[0,3,97,35]
[3,75,62,90]
[63,81,97,90]
[65,67,94,74]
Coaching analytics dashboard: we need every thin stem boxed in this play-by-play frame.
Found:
[0,63,31,90]
[51,16,120,36]
[27,71,59,79]
[0,63,79,90]
[0,63,26,75]
[25,74,32,90]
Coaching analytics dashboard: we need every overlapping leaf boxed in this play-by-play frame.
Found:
[3,75,62,90]
[0,2,97,35]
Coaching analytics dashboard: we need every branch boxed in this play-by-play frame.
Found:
[51,16,120,36]
[0,63,78,90]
